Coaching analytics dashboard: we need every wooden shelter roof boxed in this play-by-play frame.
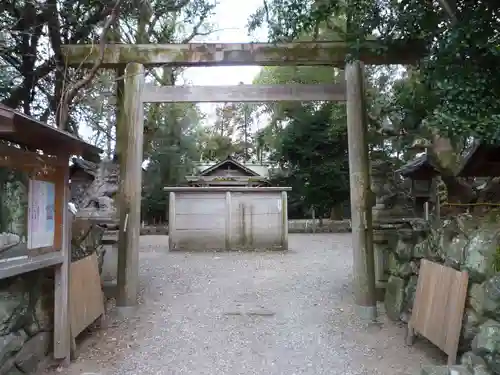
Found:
[458,142,500,177]
[0,104,101,161]
[396,154,440,179]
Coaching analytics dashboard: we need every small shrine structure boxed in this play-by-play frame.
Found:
[165,156,290,251]
[396,153,440,217]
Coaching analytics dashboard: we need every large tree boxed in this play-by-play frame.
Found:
[272,102,350,218]
[249,0,500,204]
[0,0,217,136]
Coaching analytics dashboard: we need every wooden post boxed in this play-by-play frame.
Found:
[281,191,288,250]
[168,192,176,251]
[345,61,377,321]
[53,169,70,363]
[311,206,316,233]
[116,63,145,310]
[225,191,232,250]
[115,66,125,162]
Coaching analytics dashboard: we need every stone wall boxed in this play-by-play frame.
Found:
[139,220,352,236]
[140,226,168,235]
[0,270,53,375]
[288,219,351,233]
[384,215,500,375]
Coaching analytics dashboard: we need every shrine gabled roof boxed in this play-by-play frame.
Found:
[199,156,262,177]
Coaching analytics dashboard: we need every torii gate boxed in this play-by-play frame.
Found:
[61,40,424,320]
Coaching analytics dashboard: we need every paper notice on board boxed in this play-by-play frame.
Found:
[28,180,55,249]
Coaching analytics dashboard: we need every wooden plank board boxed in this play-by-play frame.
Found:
[0,252,64,280]
[407,259,468,365]
[69,253,105,337]
[141,84,346,103]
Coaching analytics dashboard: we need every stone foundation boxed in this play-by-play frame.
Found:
[287,219,351,233]
[140,226,168,235]
[0,270,53,375]
[384,215,500,375]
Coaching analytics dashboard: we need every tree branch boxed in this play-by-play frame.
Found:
[57,0,122,129]
[1,3,116,111]
[438,0,457,23]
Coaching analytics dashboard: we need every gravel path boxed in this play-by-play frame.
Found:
[43,233,443,375]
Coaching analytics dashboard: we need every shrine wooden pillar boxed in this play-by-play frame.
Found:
[345,61,377,321]
[116,63,145,310]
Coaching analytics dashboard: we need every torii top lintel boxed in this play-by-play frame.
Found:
[61,40,425,68]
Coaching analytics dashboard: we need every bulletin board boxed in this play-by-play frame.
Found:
[0,143,66,256]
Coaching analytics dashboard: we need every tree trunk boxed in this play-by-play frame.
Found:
[330,203,344,220]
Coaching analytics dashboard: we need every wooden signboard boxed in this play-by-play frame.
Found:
[407,259,469,365]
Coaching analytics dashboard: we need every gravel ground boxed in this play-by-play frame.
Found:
[42,233,444,375]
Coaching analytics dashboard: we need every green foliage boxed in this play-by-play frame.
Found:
[274,102,350,217]
[249,0,500,143]
[200,102,255,162]
[0,0,217,134]
[421,8,500,141]
[141,102,204,222]
[0,168,28,236]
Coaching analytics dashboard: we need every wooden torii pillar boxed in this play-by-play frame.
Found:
[61,40,424,319]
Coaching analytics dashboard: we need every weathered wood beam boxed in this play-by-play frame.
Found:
[0,252,64,280]
[116,62,145,310]
[0,143,67,170]
[61,40,426,68]
[345,61,377,321]
[142,84,346,103]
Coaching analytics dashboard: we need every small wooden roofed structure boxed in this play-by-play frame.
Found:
[187,156,270,187]
[0,104,101,364]
[396,154,440,199]
[396,154,440,179]
[457,142,500,177]
[396,153,442,219]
